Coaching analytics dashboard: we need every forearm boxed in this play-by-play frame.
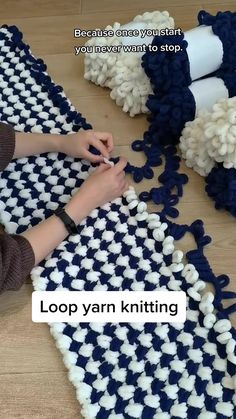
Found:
[13,131,66,159]
[21,191,93,265]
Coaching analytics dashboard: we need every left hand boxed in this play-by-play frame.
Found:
[60,130,114,163]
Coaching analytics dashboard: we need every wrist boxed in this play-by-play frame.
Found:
[51,134,66,153]
[65,190,94,224]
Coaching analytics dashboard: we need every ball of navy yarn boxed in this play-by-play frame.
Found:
[205,165,236,217]
[142,32,190,94]
[147,87,196,145]
[198,10,236,69]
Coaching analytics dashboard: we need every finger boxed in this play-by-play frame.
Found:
[94,132,114,152]
[119,182,128,196]
[95,163,111,173]
[91,137,110,159]
[83,149,104,163]
[112,157,128,174]
[117,171,126,182]
[122,181,130,193]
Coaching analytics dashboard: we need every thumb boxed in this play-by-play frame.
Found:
[95,163,111,173]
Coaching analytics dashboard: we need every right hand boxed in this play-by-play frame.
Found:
[78,157,129,208]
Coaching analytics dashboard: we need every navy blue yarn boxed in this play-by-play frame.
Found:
[163,214,236,337]
[217,67,236,98]
[127,85,195,217]
[146,87,196,146]
[128,69,236,217]
[198,10,236,71]
[141,31,191,95]
[138,10,236,214]
[1,24,92,134]
[205,165,236,217]
[142,10,236,96]
[74,10,236,222]
[141,63,236,150]
[129,139,189,218]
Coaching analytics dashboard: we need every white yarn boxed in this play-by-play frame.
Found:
[180,97,236,176]
[179,109,215,176]
[205,97,236,168]
[84,11,174,116]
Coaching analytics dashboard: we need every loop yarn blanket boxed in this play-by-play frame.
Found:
[0,24,235,419]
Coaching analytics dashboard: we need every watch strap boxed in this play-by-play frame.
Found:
[54,207,78,236]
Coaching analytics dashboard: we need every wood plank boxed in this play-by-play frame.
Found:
[82,0,205,14]
[0,371,81,418]
[82,0,236,14]
[0,0,81,19]
[70,96,148,141]
[202,2,236,11]
[0,284,67,374]
[0,5,202,56]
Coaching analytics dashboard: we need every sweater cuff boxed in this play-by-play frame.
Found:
[11,234,36,284]
[0,122,16,171]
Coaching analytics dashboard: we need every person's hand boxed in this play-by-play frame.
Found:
[60,130,114,162]
[79,157,129,208]
[65,157,129,222]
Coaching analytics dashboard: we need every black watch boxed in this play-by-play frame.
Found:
[54,207,78,236]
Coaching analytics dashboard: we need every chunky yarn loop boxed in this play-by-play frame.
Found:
[84,11,174,116]
[0,24,235,419]
[180,97,236,176]
[142,31,190,94]
[205,166,236,216]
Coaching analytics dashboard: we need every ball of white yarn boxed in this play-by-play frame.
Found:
[180,97,236,176]
[84,11,174,116]
[204,97,236,169]
[179,109,215,176]
[84,22,121,87]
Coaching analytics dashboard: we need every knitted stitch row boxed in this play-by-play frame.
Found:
[0,24,235,419]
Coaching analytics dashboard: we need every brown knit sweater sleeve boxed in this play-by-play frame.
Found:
[0,233,35,293]
[0,122,36,293]
[0,121,16,171]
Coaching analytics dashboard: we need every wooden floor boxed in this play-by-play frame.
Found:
[0,1,236,418]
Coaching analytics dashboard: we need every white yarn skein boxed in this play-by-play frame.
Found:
[180,109,215,176]
[205,97,236,169]
[180,96,236,176]
[84,11,174,116]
